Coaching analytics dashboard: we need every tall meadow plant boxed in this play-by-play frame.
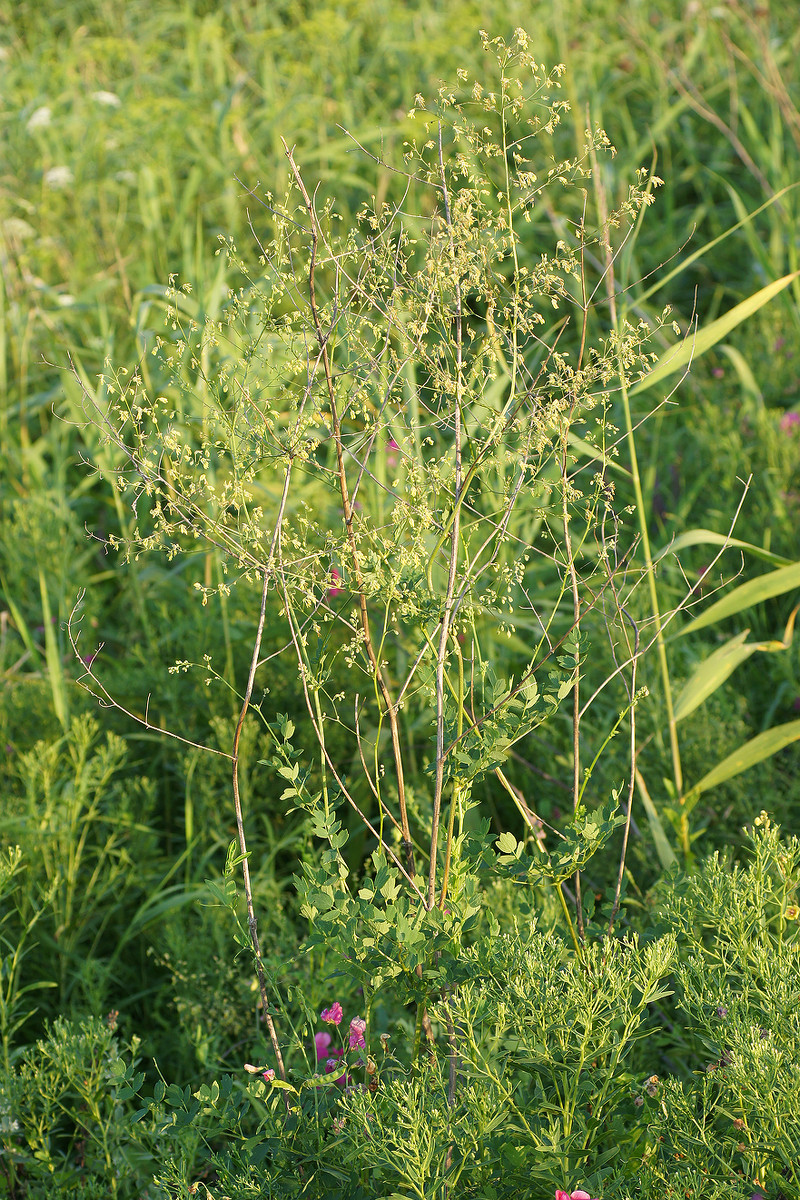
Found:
[70,25,659,964]
[60,30,793,1197]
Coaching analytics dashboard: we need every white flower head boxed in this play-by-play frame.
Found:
[44,165,74,189]
[92,90,121,108]
[2,217,36,241]
[26,105,52,131]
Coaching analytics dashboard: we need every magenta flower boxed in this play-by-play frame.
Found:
[328,568,344,597]
[780,410,800,434]
[387,437,399,468]
[262,1068,275,1081]
[315,1031,332,1061]
[321,1002,343,1026]
[348,1016,366,1050]
[555,1190,600,1200]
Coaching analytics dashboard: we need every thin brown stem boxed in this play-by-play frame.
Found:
[232,567,286,1081]
[427,123,464,911]
[283,140,413,871]
[599,503,641,935]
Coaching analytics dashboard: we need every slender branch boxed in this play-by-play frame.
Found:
[590,142,687,849]
[68,597,231,759]
[577,476,751,717]
[282,139,414,870]
[231,568,286,1080]
[598,501,642,935]
[277,541,426,903]
[428,122,465,911]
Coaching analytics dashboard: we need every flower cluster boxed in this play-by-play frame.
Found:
[555,1189,600,1200]
[316,1003,367,1086]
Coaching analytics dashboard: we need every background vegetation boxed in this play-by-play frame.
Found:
[1,0,799,1195]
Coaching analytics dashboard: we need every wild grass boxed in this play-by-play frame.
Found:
[1,1,800,1196]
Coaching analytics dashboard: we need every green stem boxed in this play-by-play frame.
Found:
[591,149,686,856]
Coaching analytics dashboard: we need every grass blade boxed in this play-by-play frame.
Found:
[673,631,756,723]
[682,719,800,815]
[631,271,800,396]
[655,529,792,570]
[634,768,677,870]
[679,561,800,636]
[673,605,797,723]
[39,570,69,731]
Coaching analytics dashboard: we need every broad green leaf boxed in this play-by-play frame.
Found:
[655,529,791,570]
[680,561,800,636]
[631,271,800,396]
[496,830,522,857]
[635,769,677,870]
[674,608,797,723]
[673,631,756,723]
[682,720,800,816]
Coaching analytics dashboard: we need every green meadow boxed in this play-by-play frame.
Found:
[2,1,800,1196]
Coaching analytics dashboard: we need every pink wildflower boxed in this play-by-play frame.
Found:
[262,1068,275,1081]
[315,1031,332,1061]
[555,1190,599,1200]
[348,1016,366,1050]
[328,568,344,597]
[321,1002,343,1026]
[780,411,800,434]
[387,437,399,468]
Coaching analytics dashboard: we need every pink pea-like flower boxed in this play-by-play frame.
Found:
[780,411,800,435]
[387,437,399,468]
[328,568,344,597]
[321,1002,343,1026]
[315,1031,332,1061]
[555,1190,600,1200]
[262,1068,275,1082]
[348,1016,366,1050]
